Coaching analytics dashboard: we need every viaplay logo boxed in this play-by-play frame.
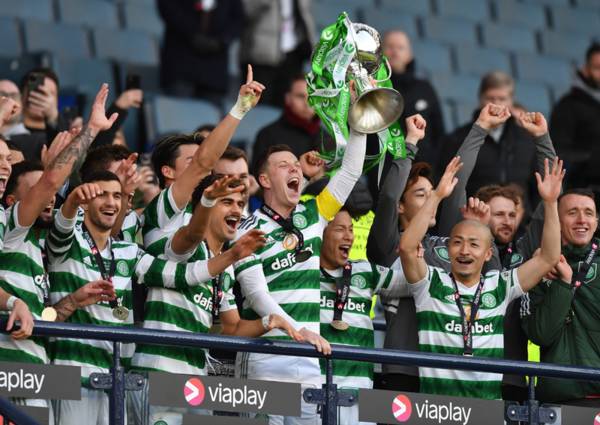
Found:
[392,394,412,422]
[184,378,205,406]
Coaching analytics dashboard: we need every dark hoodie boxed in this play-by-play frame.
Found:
[550,71,600,187]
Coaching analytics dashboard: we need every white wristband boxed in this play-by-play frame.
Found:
[6,296,17,311]
[200,195,217,208]
[261,315,271,331]
[228,94,254,120]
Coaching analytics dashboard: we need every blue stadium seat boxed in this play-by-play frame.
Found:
[148,95,222,140]
[313,2,358,31]
[53,57,116,96]
[521,0,569,5]
[481,23,537,53]
[122,2,164,37]
[441,101,457,133]
[0,17,22,58]
[576,0,600,10]
[234,105,281,153]
[514,53,573,86]
[58,0,120,29]
[550,83,571,103]
[412,41,453,75]
[514,81,551,115]
[435,0,490,22]
[361,10,418,38]
[94,29,158,66]
[455,46,512,76]
[431,73,480,104]
[0,54,49,84]
[0,0,53,22]
[493,0,547,29]
[550,6,600,37]
[539,30,591,63]
[115,63,160,93]
[422,16,478,45]
[454,100,477,126]
[378,0,431,15]
[24,20,91,59]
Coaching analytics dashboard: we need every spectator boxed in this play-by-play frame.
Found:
[240,0,316,106]
[158,0,243,105]
[0,80,27,138]
[438,71,538,210]
[250,75,320,175]
[521,189,600,406]
[550,42,600,189]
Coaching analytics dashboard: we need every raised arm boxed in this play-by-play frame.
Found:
[366,114,424,266]
[399,157,462,283]
[18,84,117,228]
[516,158,564,292]
[111,153,140,238]
[515,111,557,174]
[438,104,511,235]
[170,66,264,210]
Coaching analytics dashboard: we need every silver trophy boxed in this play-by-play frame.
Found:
[346,23,404,134]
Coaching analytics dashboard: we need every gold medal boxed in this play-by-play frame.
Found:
[282,233,298,251]
[41,307,57,322]
[112,306,130,321]
[330,320,349,331]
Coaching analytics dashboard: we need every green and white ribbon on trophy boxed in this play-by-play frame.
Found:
[306,12,406,173]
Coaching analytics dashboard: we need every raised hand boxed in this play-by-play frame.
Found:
[232,229,267,260]
[516,111,548,137]
[115,89,143,110]
[0,96,20,125]
[405,114,427,145]
[27,84,58,123]
[536,157,565,203]
[72,280,117,308]
[299,150,325,180]
[66,183,104,213]
[435,156,463,199]
[238,65,266,111]
[204,175,246,202]
[114,153,140,196]
[475,103,511,130]
[460,197,491,225]
[265,314,305,342]
[41,130,75,169]
[6,299,33,340]
[88,83,119,132]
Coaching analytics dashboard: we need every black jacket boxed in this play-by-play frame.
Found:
[158,0,242,93]
[438,115,538,208]
[550,75,600,186]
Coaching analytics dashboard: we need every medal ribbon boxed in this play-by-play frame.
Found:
[321,263,352,324]
[450,274,485,356]
[82,224,117,310]
[40,246,51,307]
[205,242,224,319]
[260,204,311,261]
[501,242,514,271]
[566,241,598,323]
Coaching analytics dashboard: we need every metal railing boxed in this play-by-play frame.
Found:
[3,319,600,425]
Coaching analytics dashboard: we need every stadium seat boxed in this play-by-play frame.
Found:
[93,29,159,66]
[455,46,512,76]
[492,0,547,29]
[115,63,160,93]
[435,0,490,22]
[24,20,91,59]
[233,105,281,153]
[521,0,569,5]
[514,81,551,115]
[576,0,600,10]
[412,41,453,75]
[430,73,480,104]
[0,17,22,58]
[539,30,592,63]
[454,100,477,127]
[377,0,431,15]
[313,2,359,31]
[0,0,53,22]
[550,6,600,37]
[53,57,116,96]
[58,0,120,29]
[514,53,573,86]
[147,95,222,140]
[361,10,418,38]
[481,23,537,53]
[441,101,457,132]
[550,83,571,103]
[0,53,49,84]
[122,2,164,37]
[422,16,478,45]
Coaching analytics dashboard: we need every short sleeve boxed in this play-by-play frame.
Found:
[3,202,31,248]
[505,268,525,302]
[219,287,237,313]
[408,266,434,309]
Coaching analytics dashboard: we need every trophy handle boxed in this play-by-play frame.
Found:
[372,57,392,85]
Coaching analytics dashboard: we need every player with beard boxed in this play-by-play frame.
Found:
[46,170,269,425]
[132,175,300,425]
[319,208,408,425]
[399,156,563,399]
[0,84,120,422]
[233,121,366,424]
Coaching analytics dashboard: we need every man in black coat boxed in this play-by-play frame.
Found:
[250,74,320,175]
[438,71,538,210]
[550,42,600,189]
